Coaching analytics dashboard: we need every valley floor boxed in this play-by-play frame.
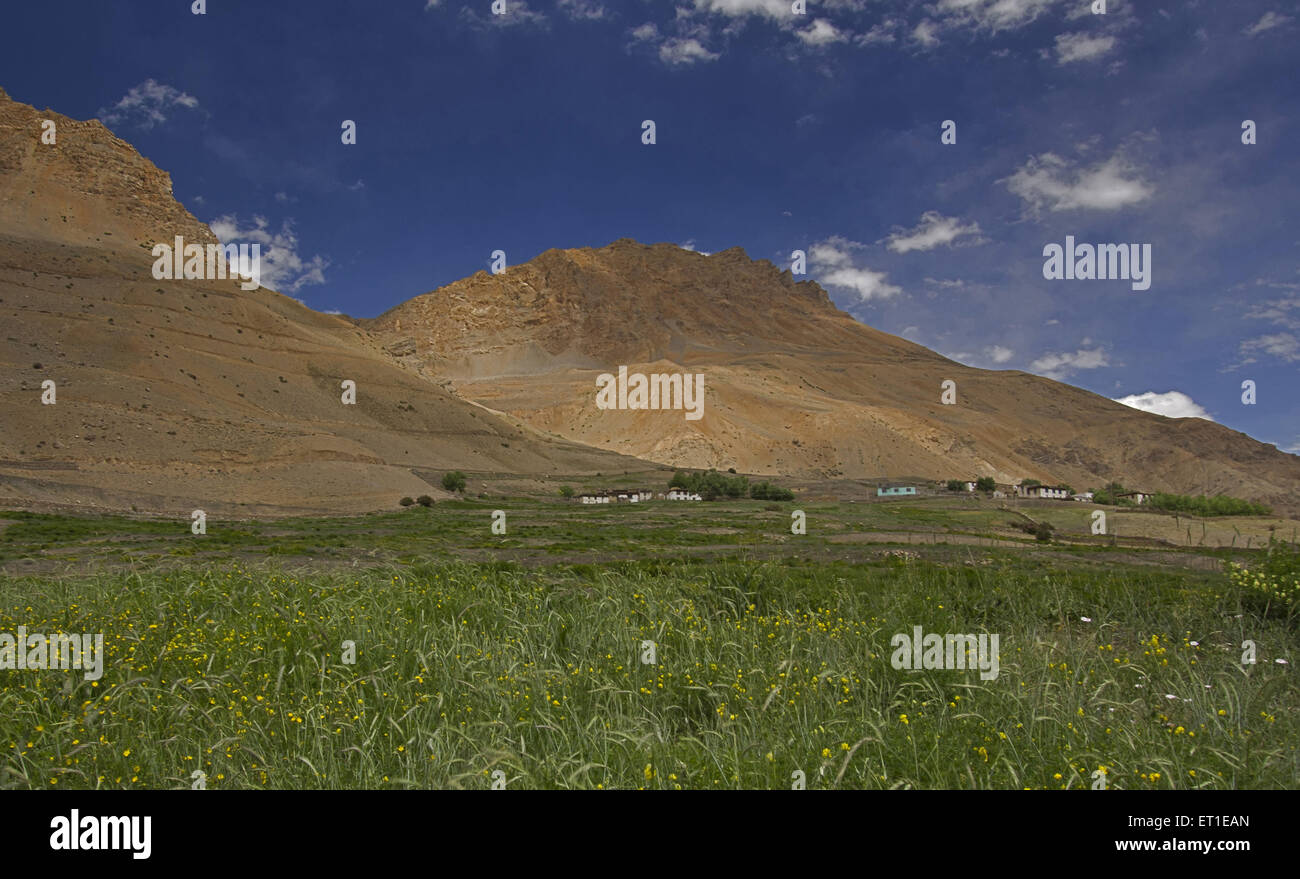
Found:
[0,497,1296,789]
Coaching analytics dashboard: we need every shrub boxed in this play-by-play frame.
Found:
[558,485,575,498]
[946,479,964,492]
[416,495,434,507]
[751,481,794,501]
[1149,492,1271,517]
[669,469,750,500]
[1034,521,1054,542]
[441,471,467,493]
[1227,539,1300,616]
[399,497,414,507]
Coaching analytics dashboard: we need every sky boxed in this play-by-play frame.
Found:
[2,0,1297,452]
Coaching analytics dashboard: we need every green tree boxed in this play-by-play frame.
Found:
[441,471,467,493]
[945,479,964,492]
[751,481,794,501]
[975,476,996,492]
[558,485,575,499]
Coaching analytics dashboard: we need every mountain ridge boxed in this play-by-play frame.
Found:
[3,84,1296,515]
[366,239,1300,512]
[0,86,640,515]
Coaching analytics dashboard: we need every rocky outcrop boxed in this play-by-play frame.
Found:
[0,86,217,252]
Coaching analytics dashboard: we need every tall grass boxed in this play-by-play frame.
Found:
[1,557,1294,789]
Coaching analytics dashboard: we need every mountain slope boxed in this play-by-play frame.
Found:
[365,239,1300,511]
[0,87,636,515]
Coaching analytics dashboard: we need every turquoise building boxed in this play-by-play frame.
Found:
[877,485,917,497]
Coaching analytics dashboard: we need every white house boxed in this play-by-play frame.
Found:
[1117,491,1153,505]
[667,489,702,501]
[1071,491,1094,502]
[580,489,655,504]
[1017,484,1072,500]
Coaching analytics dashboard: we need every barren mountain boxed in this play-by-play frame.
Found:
[0,86,636,515]
[4,83,1296,518]
[366,240,1300,512]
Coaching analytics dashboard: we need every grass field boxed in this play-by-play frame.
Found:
[1,497,1296,789]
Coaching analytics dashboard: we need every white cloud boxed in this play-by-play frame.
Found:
[934,0,1061,32]
[912,20,940,47]
[924,277,966,288]
[821,266,903,300]
[1030,346,1109,380]
[809,236,902,301]
[1245,295,1300,330]
[986,345,1014,364]
[885,211,984,253]
[798,19,846,46]
[458,1,547,28]
[1238,332,1300,364]
[809,237,854,268]
[659,37,720,65]
[1113,390,1214,421]
[630,22,659,42]
[854,20,897,46]
[1054,32,1116,64]
[209,214,329,294]
[1244,11,1291,37]
[680,239,712,255]
[691,0,792,20]
[558,0,606,20]
[1004,151,1153,213]
[98,80,199,130]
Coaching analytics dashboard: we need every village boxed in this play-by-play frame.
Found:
[572,477,1155,506]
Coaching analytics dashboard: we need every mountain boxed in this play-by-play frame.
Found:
[4,83,1296,517]
[365,239,1300,512]
[0,87,637,515]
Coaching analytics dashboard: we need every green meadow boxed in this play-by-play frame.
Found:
[0,497,1296,789]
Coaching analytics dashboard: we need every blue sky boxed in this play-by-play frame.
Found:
[2,0,1297,452]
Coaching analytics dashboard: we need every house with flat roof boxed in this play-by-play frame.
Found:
[877,484,917,497]
[1017,484,1072,500]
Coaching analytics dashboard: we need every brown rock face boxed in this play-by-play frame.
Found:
[0,87,216,252]
[367,240,1300,513]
